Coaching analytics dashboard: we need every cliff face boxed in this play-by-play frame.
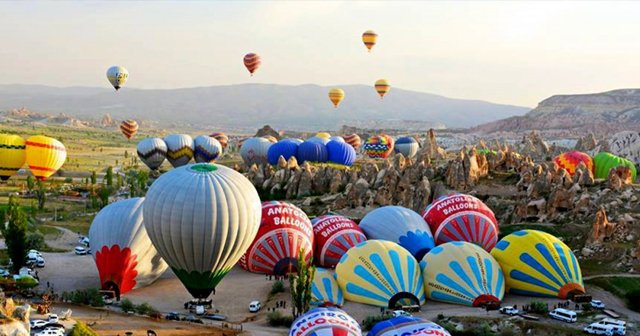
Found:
[472,89,640,135]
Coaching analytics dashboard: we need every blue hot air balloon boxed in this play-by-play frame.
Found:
[312,268,344,307]
[394,136,419,159]
[359,206,435,260]
[297,141,328,164]
[330,136,345,143]
[368,316,451,336]
[327,140,356,166]
[267,140,300,165]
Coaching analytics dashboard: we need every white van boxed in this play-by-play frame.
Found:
[549,308,577,323]
[249,301,261,313]
[584,323,615,336]
[599,318,626,335]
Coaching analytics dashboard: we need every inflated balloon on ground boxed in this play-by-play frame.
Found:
[297,141,328,164]
[289,307,361,336]
[554,151,593,176]
[394,136,419,159]
[267,140,299,166]
[327,140,356,166]
[343,134,362,150]
[368,316,451,336]
[209,132,228,150]
[240,137,272,166]
[363,135,394,159]
[313,215,366,268]
[593,152,636,181]
[0,134,26,181]
[311,268,344,307]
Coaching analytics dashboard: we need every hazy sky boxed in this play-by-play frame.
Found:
[2,1,640,107]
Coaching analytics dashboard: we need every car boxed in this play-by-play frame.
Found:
[0,268,10,277]
[29,319,49,329]
[36,257,46,268]
[74,246,87,255]
[165,312,181,321]
[499,306,520,316]
[34,330,64,336]
[392,310,411,317]
[591,300,606,309]
[203,314,227,321]
[194,304,206,316]
[78,236,90,246]
[19,267,34,277]
[48,314,58,323]
[184,315,203,324]
[548,308,577,323]
[249,300,261,313]
[599,318,626,335]
[584,323,615,336]
[43,325,65,333]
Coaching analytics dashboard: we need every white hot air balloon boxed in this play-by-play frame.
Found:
[143,163,262,299]
[89,198,168,297]
[163,134,194,168]
[106,66,129,90]
[240,137,272,166]
[394,136,420,159]
[137,138,167,170]
[194,135,222,163]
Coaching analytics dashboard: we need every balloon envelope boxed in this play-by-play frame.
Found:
[421,241,504,307]
[554,151,593,176]
[143,163,262,299]
[297,141,328,164]
[394,137,419,159]
[289,307,362,336]
[25,135,66,181]
[106,66,128,90]
[343,134,362,150]
[593,152,636,181]
[312,268,344,307]
[0,134,26,181]
[313,215,367,268]
[359,206,435,260]
[243,53,261,75]
[491,230,584,299]
[329,88,345,108]
[120,120,138,140]
[194,135,222,163]
[368,316,451,336]
[267,140,299,166]
[363,135,394,159]
[422,194,499,251]
[240,137,272,166]
[335,240,425,308]
[362,30,378,51]
[163,134,194,168]
[137,138,167,170]
[327,141,356,166]
[329,136,345,143]
[209,132,229,150]
[89,198,168,295]
[375,79,390,99]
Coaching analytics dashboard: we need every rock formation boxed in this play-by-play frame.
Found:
[255,125,281,140]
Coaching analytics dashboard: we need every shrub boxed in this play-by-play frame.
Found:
[120,298,134,313]
[361,315,391,331]
[135,302,156,315]
[26,232,45,251]
[69,321,98,336]
[69,288,104,307]
[270,280,285,295]
[436,313,445,321]
[267,310,294,327]
[529,300,548,314]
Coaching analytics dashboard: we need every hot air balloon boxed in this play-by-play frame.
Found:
[343,134,362,150]
[359,206,435,260]
[363,135,394,159]
[422,194,499,251]
[316,132,331,139]
[263,135,278,144]
[137,138,167,171]
[25,135,66,181]
[240,137,272,166]
[374,79,390,99]
[240,201,313,275]
[89,198,168,297]
[609,131,640,165]
[335,240,425,308]
[0,134,26,181]
[362,30,378,52]
[312,268,344,307]
[243,53,261,76]
[194,135,222,163]
[267,140,299,166]
[327,141,356,167]
[288,138,304,145]
[119,120,139,140]
[394,136,419,159]
[306,136,331,145]
[329,136,345,143]
[368,317,451,336]
[106,66,128,90]
[163,134,194,168]
[593,152,637,181]
[297,141,328,164]
[289,307,361,336]
[553,151,594,176]
[421,242,504,307]
[313,215,367,268]
[329,88,345,108]
[491,230,584,299]
[143,163,261,299]
[209,132,229,151]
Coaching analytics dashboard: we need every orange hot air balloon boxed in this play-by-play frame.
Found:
[25,135,66,181]
[329,88,345,108]
[343,134,361,150]
[362,30,378,52]
[375,79,390,99]
[209,132,228,150]
[243,53,261,76]
[120,120,139,140]
[553,151,594,176]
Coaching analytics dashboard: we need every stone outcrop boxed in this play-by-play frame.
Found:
[254,125,281,140]
[589,207,616,242]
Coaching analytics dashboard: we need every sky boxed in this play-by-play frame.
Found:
[2,1,640,107]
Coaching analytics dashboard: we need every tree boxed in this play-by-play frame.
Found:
[124,150,129,159]
[90,171,97,185]
[105,167,114,187]
[35,180,47,210]
[0,196,28,273]
[26,175,35,193]
[289,250,315,318]
[116,174,123,189]
[98,184,112,209]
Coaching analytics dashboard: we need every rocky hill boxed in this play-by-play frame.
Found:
[472,89,640,136]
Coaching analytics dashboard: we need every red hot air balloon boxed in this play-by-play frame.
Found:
[312,215,367,268]
[243,53,261,76]
[422,194,499,251]
[554,151,594,176]
[240,201,314,275]
[120,120,139,140]
[343,134,362,150]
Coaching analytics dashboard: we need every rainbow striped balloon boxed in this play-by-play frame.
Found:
[312,268,344,307]
[243,53,261,76]
[363,135,394,159]
[491,230,584,299]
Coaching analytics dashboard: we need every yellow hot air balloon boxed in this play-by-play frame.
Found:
[316,132,331,139]
[329,88,345,108]
[362,30,378,52]
[375,79,390,99]
[25,135,66,181]
[0,134,26,181]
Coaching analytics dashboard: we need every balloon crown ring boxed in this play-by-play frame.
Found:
[189,163,218,173]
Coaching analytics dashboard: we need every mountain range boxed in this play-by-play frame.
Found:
[0,84,529,131]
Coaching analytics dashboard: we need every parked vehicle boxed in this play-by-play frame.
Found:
[184,315,203,324]
[203,314,227,321]
[591,300,606,309]
[499,306,520,316]
[48,314,58,323]
[29,319,48,329]
[249,300,261,313]
[392,310,411,317]
[34,330,64,336]
[74,246,87,255]
[36,257,46,268]
[165,312,181,321]
[584,323,615,336]
[598,318,626,335]
[195,305,206,316]
[548,308,577,323]
[0,268,10,277]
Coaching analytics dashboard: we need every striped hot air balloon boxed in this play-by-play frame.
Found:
[163,134,194,168]
[335,240,425,308]
[194,135,222,163]
[343,134,362,150]
[243,53,261,76]
[312,268,344,307]
[362,30,378,52]
[421,242,505,307]
[422,194,499,251]
[374,79,390,99]
[209,132,229,150]
[240,201,314,275]
[553,151,594,176]
[119,120,139,140]
[289,307,361,336]
[0,134,26,181]
[329,88,345,108]
[25,135,66,181]
[137,138,167,170]
[313,215,367,268]
[491,230,584,299]
[394,136,419,159]
[369,317,451,336]
[363,135,394,159]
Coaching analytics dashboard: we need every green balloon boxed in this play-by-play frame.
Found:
[593,152,637,181]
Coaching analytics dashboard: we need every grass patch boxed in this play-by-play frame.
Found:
[586,276,640,298]
[38,225,63,238]
[50,219,92,236]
